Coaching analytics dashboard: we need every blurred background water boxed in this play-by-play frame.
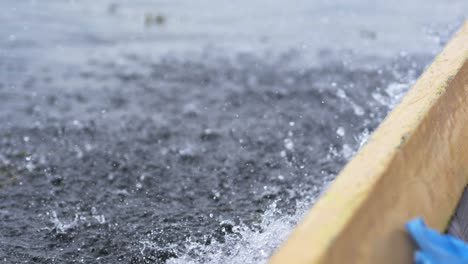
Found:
[1,0,466,65]
[0,0,467,263]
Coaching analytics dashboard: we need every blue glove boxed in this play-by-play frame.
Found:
[406,217,468,264]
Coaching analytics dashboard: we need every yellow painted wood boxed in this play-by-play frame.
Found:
[270,21,468,264]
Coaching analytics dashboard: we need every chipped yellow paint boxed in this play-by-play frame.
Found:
[270,21,468,264]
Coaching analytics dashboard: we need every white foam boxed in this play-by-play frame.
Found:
[167,199,317,264]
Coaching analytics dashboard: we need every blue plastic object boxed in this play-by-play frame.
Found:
[406,217,468,264]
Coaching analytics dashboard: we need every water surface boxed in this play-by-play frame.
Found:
[0,1,466,263]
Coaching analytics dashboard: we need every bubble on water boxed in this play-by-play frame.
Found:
[183,103,200,117]
[107,173,115,181]
[84,143,94,152]
[284,138,294,151]
[178,145,200,161]
[337,89,346,99]
[212,190,221,200]
[72,120,82,127]
[74,145,83,159]
[352,105,365,116]
[25,162,35,172]
[336,126,345,137]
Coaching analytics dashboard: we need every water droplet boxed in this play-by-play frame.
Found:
[337,89,346,99]
[26,162,35,172]
[336,127,345,137]
[284,138,294,150]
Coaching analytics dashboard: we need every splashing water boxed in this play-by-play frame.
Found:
[372,82,412,110]
[167,199,317,264]
[0,48,427,263]
[163,79,416,264]
[50,211,80,234]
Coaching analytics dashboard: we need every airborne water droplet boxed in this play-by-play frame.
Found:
[336,127,345,137]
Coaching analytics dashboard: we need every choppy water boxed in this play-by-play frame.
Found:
[0,1,467,263]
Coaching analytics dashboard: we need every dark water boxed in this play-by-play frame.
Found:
[0,1,466,263]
